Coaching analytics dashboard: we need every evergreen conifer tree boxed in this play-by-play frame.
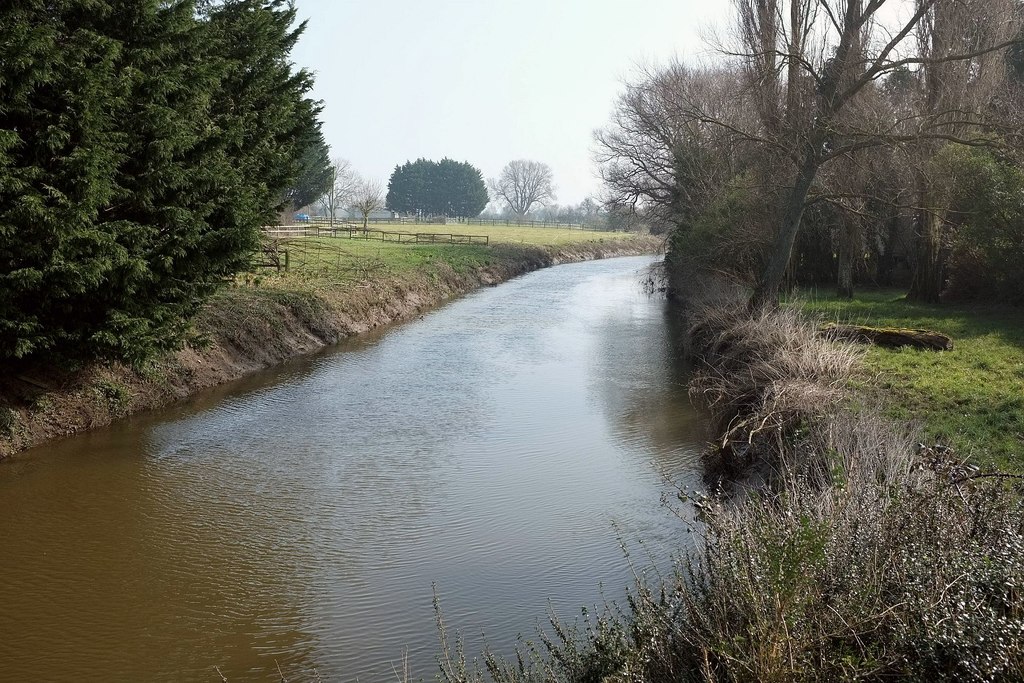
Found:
[385,158,487,218]
[0,0,322,364]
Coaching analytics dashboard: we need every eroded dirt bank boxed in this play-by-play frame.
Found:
[0,238,661,459]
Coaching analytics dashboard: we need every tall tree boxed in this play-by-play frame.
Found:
[907,0,1018,302]
[0,0,322,364]
[436,158,489,217]
[286,128,333,211]
[0,0,127,360]
[318,157,356,225]
[725,0,1018,307]
[490,160,556,217]
[352,178,384,229]
[385,158,487,217]
[595,63,743,236]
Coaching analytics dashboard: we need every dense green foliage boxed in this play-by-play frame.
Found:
[939,147,1024,305]
[385,158,488,218]
[285,128,333,211]
[0,0,320,364]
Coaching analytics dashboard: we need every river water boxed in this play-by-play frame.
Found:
[0,255,706,682]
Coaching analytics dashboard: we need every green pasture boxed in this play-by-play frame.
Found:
[411,222,628,246]
[304,221,636,246]
[253,224,650,281]
[257,237,496,281]
[796,289,1024,472]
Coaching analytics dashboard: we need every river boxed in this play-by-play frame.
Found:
[0,255,706,681]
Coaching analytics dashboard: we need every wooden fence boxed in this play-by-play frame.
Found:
[291,215,617,231]
[262,225,489,244]
[255,225,491,273]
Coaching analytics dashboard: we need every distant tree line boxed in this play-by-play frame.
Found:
[0,0,323,364]
[385,158,488,218]
[479,197,643,231]
[598,0,1024,306]
[512,198,601,224]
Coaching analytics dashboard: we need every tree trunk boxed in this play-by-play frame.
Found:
[908,188,944,303]
[821,323,953,351]
[876,214,901,286]
[836,216,855,300]
[751,147,821,308]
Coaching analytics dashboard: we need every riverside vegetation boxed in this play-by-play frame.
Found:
[427,0,1024,680]
[432,277,1024,683]
[0,225,658,457]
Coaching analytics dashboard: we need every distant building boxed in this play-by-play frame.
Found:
[340,207,396,221]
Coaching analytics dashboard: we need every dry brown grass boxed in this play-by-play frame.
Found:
[436,277,1024,683]
[687,302,861,486]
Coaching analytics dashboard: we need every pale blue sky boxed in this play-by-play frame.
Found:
[290,1,730,205]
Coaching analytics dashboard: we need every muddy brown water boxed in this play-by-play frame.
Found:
[0,255,706,682]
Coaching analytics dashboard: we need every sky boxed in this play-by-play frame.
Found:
[290,0,732,206]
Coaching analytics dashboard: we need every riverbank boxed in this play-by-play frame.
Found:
[678,294,1022,680]
[0,231,661,459]
[453,277,1024,682]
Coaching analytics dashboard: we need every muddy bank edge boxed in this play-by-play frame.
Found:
[0,238,662,459]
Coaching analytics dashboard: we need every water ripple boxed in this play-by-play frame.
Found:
[0,256,705,682]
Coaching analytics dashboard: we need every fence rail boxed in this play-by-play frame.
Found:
[255,226,491,272]
[263,225,489,245]
[289,216,617,231]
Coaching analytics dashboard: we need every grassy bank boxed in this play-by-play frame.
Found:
[436,285,1024,683]
[0,226,660,459]
[796,289,1024,472]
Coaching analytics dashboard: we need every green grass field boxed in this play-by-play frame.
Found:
[262,239,494,279]
[299,221,633,246]
[796,289,1024,471]
[255,224,651,282]
[414,222,629,246]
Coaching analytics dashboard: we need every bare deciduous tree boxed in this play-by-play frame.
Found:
[594,1,1019,304]
[490,160,556,217]
[721,0,1019,306]
[318,157,357,227]
[595,63,747,234]
[907,0,1018,302]
[352,178,384,230]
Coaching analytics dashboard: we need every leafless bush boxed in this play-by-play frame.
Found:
[661,437,1024,682]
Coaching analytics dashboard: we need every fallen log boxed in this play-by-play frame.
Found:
[820,323,954,351]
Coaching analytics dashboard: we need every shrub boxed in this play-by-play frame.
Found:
[938,147,1024,305]
[95,380,130,414]
[0,405,16,436]
[687,302,861,484]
